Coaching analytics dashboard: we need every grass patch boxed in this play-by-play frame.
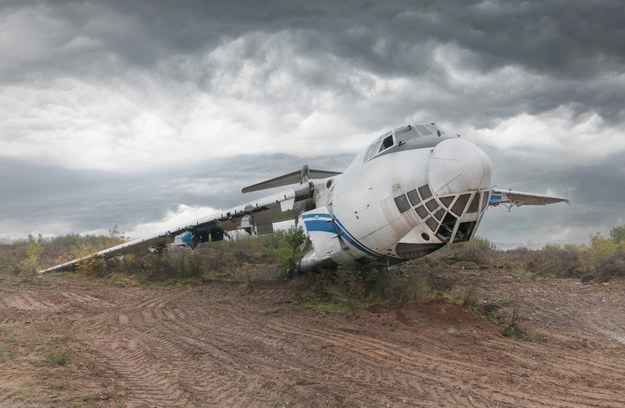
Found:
[45,349,70,366]
[512,266,536,277]
[0,326,16,361]
[49,383,69,391]
[454,291,531,341]
[305,301,350,314]
[0,344,8,360]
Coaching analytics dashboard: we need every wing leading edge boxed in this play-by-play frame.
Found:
[489,188,569,208]
[39,183,315,273]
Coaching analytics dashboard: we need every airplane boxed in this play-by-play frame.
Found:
[40,122,568,273]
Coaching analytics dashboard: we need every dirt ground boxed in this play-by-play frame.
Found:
[1,263,625,407]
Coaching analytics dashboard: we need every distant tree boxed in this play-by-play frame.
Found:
[610,225,625,245]
[21,235,44,273]
[108,224,125,240]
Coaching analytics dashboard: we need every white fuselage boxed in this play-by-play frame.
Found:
[300,125,492,270]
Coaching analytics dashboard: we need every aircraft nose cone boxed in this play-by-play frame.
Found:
[427,138,492,195]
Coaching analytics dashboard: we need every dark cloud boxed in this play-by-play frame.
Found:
[1,0,624,243]
[2,1,622,127]
[481,148,625,243]
[0,153,351,237]
[5,144,619,245]
[5,1,624,78]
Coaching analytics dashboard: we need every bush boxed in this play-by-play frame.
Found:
[436,236,496,266]
[269,227,309,276]
[524,245,583,278]
[595,249,625,282]
[299,263,432,312]
[610,225,625,245]
[576,234,621,279]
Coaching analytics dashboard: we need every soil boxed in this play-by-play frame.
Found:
[1,263,625,407]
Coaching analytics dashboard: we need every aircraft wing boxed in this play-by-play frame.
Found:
[489,188,569,207]
[39,183,315,273]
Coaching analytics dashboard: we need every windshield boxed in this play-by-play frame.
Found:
[395,125,420,144]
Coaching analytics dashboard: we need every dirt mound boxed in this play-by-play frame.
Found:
[1,267,625,407]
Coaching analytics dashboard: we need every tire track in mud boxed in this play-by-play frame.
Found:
[75,286,288,407]
[95,283,412,406]
[71,279,625,408]
[73,292,197,408]
[109,287,295,407]
[3,268,625,407]
[146,288,484,407]
[464,275,625,407]
[498,280,625,386]
[268,313,625,408]
[475,275,625,345]
[79,333,194,408]
[0,391,24,408]
[267,319,516,407]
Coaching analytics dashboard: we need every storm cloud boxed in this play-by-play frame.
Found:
[1,0,624,246]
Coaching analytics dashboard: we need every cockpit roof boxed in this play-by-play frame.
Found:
[364,123,448,162]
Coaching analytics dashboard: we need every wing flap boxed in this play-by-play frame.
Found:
[489,188,569,207]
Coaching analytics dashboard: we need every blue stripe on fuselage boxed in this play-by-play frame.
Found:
[301,213,379,257]
[302,217,337,234]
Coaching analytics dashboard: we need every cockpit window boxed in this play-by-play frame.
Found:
[395,125,419,144]
[364,133,394,161]
[415,124,432,136]
[380,135,393,151]
[427,124,443,134]
[417,124,445,137]
[364,143,377,161]
[364,123,446,162]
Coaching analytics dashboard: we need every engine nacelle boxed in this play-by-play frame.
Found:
[173,230,194,247]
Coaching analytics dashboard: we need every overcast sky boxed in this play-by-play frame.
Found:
[1,0,624,247]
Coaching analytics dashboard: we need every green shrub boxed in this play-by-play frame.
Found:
[610,225,625,245]
[436,237,496,266]
[46,349,70,366]
[524,245,582,278]
[269,227,309,276]
[577,234,619,278]
[299,263,431,312]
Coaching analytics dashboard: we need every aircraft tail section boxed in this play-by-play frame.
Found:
[242,165,341,193]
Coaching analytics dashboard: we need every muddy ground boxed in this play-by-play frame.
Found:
[1,263,625,407]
